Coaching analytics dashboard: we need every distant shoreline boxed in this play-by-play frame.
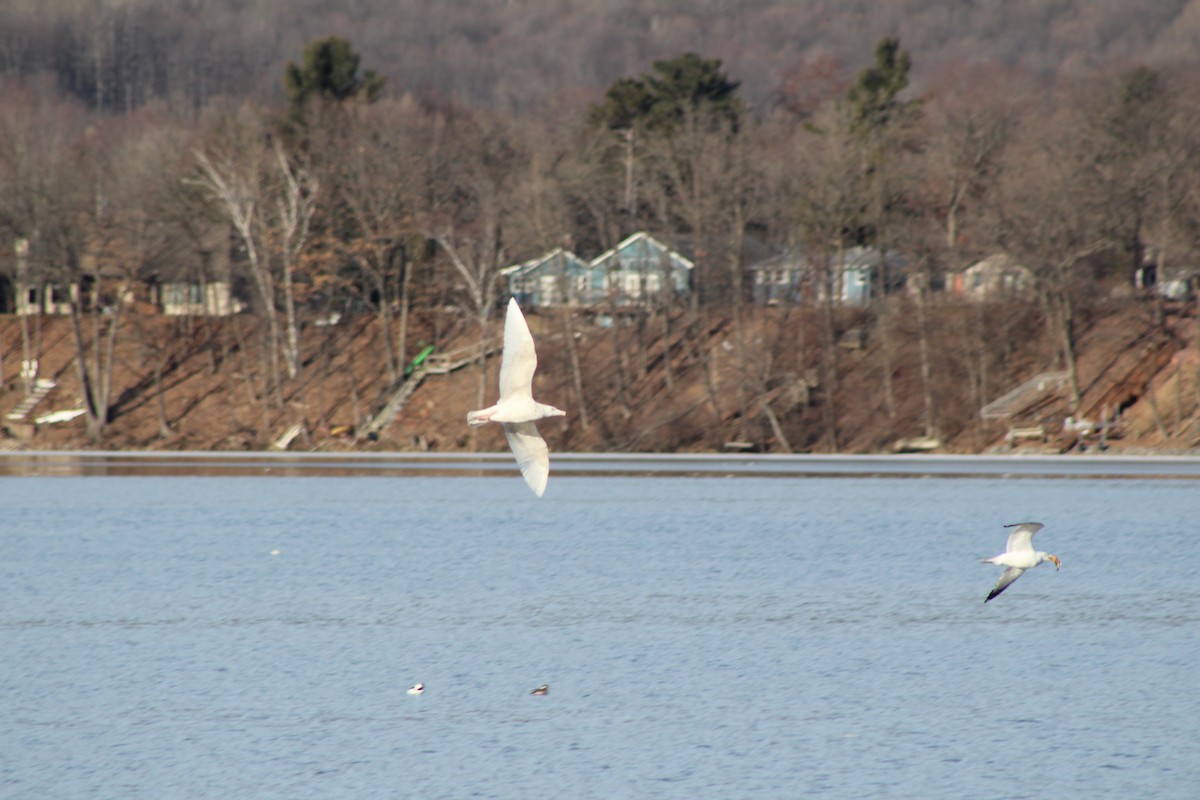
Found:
[4,450,1199,479]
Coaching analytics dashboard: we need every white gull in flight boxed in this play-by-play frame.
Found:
[980,522,1061,603]
[467,297,565,497]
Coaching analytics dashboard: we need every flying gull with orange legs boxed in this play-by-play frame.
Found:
[981,522,1061,602]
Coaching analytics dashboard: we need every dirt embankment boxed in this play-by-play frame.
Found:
[1,300,1197,455]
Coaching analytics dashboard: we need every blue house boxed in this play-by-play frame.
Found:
[505,233,694,309]
[832,247,878,306]
[503,248,597,307]
[590,232,693,306]
[749,245,901,307]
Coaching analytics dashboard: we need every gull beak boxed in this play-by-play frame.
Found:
[1049,555,1062,571]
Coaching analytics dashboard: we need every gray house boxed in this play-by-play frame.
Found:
[750,249,807,305]
[505,232,694,309]
[749,245,898,307]
[503,248,598,307]
[590,232,693,306]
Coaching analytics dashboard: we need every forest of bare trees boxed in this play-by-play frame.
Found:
[2,2,1200,451]
[5,1,1200,115]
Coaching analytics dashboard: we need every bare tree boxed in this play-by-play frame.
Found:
[791,103,867,451]
[273,140,316,381]
[640,109,742,447]
[991,103,1110,413]
[435,222,505,423]
[429,113,525,426]
[0,79,91,392]
[0,81,164,442]
[506,112,596,430]
[192,112,314,406]
[1139,73,1200,323]
[323,99,435,385]
[921,64,1024,254]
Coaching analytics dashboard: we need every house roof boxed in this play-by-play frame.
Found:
[591,232,694,270]
[748,249,808,275]
[142,222,233,283]
[502,247,589,278]
[748,245,902,273]
[963,252,1030,277]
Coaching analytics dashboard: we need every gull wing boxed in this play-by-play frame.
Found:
[986,567,1026,602]
[1003,522,1043,555]
[498,298,537,402]
[503,421,550,497]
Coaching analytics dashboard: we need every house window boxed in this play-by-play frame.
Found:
[540,275,558,304]
[165,284,202,306]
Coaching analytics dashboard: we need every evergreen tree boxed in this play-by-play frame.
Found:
[590,52,742,133]
[836,35,919,242]
[284,36,385,121]
[589,77,656,131]
[846,37,914,141]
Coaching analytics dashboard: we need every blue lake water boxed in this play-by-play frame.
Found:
[2,458,1198,798]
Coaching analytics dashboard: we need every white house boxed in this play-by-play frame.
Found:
[153,224,242,316]
[953,253,1034,301]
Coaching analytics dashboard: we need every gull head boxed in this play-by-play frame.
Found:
[538,403,567,420]
[1047,554,1062,570]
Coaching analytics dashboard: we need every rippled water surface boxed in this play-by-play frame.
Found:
[3,465,1198,798]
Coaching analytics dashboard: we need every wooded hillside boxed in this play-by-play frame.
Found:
[1,3,1199,453]
[2,300,1196,455]
[5,1,1200,114]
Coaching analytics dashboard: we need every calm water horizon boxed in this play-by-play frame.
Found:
[2,458,1197,798]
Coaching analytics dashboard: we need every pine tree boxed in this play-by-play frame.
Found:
[846,37,914,141]
[284,36,385,122]
[590,52,742,134]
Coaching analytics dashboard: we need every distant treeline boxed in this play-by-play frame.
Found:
[2,0,1198,114]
